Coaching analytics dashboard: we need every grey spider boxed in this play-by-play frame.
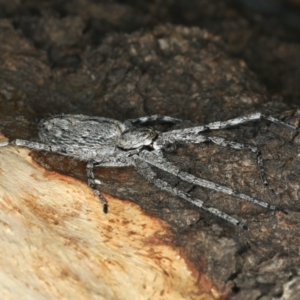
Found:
[0,113,297,229]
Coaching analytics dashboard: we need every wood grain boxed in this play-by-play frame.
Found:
[0,134,220,300]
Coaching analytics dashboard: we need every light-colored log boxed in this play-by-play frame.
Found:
[0,134,220,300]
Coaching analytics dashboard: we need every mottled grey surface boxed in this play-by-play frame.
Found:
[0,5,299,298]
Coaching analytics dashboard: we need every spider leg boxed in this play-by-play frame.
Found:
[1,139,134,213]
[0,139,111,212]
[206,136,275,196]
[201,112,297,132]
[133,156,247,229]
[0,140,9,147]
[86,155,136,212]
[161,112,298,136]
[91,154,133,167]
[140,150,281,211]
[0,139,71,152]
[124,114,189,128]
[87,161,108,213]
[155,134,275,195]
[1,139,100,160]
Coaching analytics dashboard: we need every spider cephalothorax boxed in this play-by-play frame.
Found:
[1,113,297,229]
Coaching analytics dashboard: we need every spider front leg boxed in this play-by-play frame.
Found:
[206,136,275,196]
[165,112,298,136]
[133,155,247,229]
[155,133,275,196]
[124,114,189,128]
[202,112,298,132]
[140,150,281,211]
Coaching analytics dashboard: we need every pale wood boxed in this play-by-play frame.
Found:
[0,134,220,300]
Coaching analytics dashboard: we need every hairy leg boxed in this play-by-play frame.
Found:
[161,112,298,137]
[154,134,275,195]
[140,150,281,211]
[133,155,247,229]
[124,114,189,128]
[0,139,101,160]
[1,139,63,152]
[86,161,108,213]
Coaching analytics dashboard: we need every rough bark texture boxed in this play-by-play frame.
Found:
[1,0,300,105]
[0,1,300,299]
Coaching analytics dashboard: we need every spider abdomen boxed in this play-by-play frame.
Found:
[39,114,125,146]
